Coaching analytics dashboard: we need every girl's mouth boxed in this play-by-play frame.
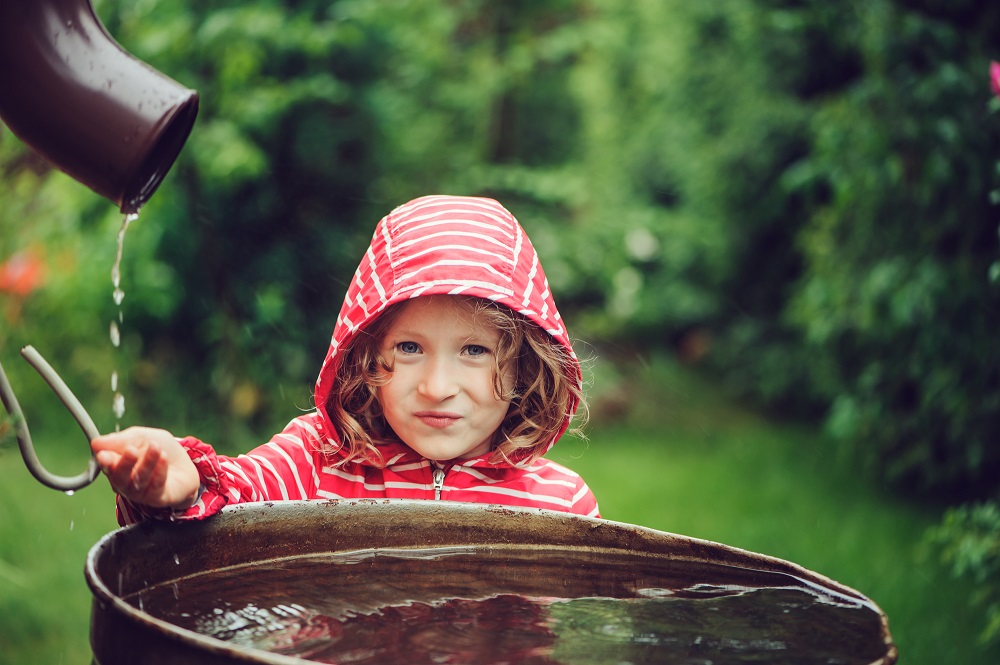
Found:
[415,412,460,428]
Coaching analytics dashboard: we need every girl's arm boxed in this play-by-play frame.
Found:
[91,415,329,525]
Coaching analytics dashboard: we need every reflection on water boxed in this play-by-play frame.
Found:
[132,547,889,665]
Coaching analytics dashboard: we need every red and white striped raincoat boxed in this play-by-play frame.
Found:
[116,195,599,525]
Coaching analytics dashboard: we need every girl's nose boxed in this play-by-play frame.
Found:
[418,357,459,401]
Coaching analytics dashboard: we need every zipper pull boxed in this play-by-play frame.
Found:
[432,466,445,500]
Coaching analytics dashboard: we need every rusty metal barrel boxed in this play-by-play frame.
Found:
[86,500,898,665]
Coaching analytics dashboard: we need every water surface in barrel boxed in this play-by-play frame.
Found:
[131,545,889,665]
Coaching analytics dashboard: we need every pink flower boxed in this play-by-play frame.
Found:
[0,251,44,296]
[991,61,1000,100]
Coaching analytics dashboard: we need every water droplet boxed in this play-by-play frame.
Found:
[113,287,124,305]
[113,392,126,420]
[111,371,118,391]
[174,554,181,565]
[70,520,75,531]
[110,321,120,347]
[65,490,75,497]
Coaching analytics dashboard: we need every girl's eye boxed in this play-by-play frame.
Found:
[464,344,489,357]
[396,341,420,354]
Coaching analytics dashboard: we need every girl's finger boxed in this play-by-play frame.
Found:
[144,454,170,500]
[128,443,162,494]
[106,445,143,497]
[91,429,137,453]
[94,449,121,470]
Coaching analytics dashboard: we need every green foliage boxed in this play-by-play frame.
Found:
[776,1,1000,498]
[46,0,390,444]
[3,0,999,497]
[928,501,1000,646]
[667,0,1000,501]
[0,125,128,435]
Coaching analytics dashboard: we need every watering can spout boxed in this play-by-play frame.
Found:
[0,0,199,214]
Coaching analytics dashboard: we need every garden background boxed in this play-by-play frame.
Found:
[2,0,999,662]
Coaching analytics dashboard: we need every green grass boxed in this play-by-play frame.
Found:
[0,447,118,664]
[0,351,993,663]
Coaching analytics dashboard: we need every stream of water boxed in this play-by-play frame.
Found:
[110,212,137,429]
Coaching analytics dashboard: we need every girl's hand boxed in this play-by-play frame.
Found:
[90,426,201,511]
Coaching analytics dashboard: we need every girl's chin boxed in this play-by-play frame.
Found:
[406,442,490,462]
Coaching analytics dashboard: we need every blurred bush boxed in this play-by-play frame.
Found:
[928,501,1000,646]
[1,0,999,574]
[773,1,1000,502]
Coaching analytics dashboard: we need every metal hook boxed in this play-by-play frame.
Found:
[0,345,100,492]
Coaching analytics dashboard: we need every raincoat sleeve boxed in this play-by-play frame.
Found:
[570,480,601,519]
[114,414,327,526]
[550,462,599,518]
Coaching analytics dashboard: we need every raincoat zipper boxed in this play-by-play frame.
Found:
[432,465,445,500]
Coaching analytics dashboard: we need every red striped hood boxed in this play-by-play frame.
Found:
[314,195,581,466]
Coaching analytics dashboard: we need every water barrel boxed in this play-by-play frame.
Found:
[86,499,898,664]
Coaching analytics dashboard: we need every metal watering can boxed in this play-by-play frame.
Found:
[0,0,199,213]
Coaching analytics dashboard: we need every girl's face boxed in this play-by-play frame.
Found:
[377,295,513,461]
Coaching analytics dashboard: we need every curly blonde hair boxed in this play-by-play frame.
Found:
[324,296,586,466]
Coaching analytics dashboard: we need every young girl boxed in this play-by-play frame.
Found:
[91,195,599,524]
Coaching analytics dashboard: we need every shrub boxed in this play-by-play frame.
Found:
[929,502,1000,646]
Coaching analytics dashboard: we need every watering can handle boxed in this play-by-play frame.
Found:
[0,346,100,492]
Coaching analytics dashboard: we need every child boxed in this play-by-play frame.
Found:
[91,195,599,524]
